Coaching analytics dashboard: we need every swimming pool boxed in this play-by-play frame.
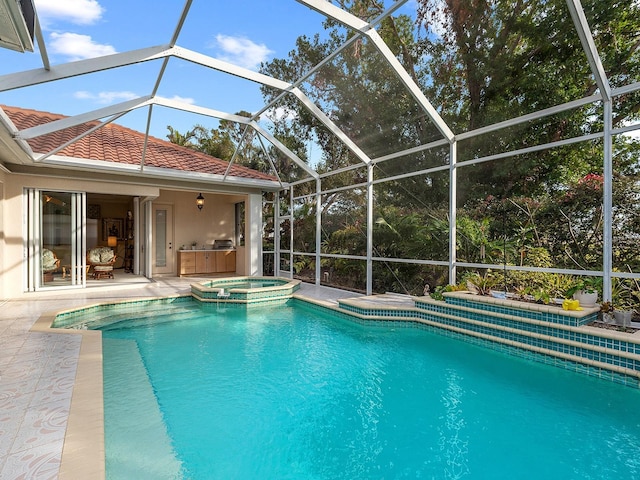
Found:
[100,299,640,479]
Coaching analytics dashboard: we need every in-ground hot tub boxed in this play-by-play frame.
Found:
[191,276,301,303]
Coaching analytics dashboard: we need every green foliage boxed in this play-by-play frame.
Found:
[565,277,602,298]
[430,283,465,301]
[611,277,640,311]
[460,270,503,296]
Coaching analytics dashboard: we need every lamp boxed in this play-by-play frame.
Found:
[196,193,205,210]
[107,236,118,248]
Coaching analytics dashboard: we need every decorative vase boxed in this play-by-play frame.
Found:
[573,290,598,308]
[614,310,632,327]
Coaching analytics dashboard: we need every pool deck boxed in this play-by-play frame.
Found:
[0,276,363,479]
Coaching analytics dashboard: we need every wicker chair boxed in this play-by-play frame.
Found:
[87,246,117,279]
[42,248,60,282]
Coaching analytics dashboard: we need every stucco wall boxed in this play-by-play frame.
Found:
[155,189,245,251]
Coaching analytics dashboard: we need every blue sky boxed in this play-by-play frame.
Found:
[0,0,417,142]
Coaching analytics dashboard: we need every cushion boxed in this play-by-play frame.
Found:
[89,247,115,264]
[94,265,113,272]
[42,249,58,270]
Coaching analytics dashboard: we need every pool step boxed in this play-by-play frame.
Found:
[103,338,183,479]
[57,303,200,330]
[335,294,640,387]
[415,300,640,384]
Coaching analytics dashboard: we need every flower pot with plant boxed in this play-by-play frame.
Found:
[566,277,600,308]
[607,277,640,327]
[600,301,614,324]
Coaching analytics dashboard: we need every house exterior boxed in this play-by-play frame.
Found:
[0,105,281,299]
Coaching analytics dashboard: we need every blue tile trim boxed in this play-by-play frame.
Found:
[431,296,596,326]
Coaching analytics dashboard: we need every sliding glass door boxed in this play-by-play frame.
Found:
[24,189,86,291]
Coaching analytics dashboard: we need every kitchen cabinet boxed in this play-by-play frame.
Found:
[196,251,215,273]
[178,251,196,275]
[178,250,236,275]
[216,250,236,273]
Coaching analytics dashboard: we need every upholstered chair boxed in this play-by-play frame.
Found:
[42,248,60,282]
[87,246,117,279]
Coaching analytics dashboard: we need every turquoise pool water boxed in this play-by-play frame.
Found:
[101,300,640,479]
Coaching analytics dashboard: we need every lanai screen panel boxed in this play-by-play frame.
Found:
[613,92,640,133]
[292,197,317,254]
[583,2,640,91]
[372,262,448,296]
[321,165,368,191]
[456,102,605,164]
[612,133,640,275]
[373,145,449,180]
[455,140,605,272]
[373,170,449,262]
[321,189,367,257]
[416,0,594,133]
[299,35,444,161]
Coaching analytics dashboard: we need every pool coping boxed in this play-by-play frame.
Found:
[31,312,105,480]
[190,276,301,303]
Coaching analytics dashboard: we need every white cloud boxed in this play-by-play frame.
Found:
[212,34,273,70]
[36,0,104,26]
[49,32,116,60]
[265,106,297,122]
[74,90,137,104]
[167,95,196,105]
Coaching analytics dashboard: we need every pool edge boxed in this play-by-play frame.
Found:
[31,313,105,480]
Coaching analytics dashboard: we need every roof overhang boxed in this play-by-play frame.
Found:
[0,0,35,53]
[5,152,284,193]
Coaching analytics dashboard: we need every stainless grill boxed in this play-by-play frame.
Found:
[212,239,234,250]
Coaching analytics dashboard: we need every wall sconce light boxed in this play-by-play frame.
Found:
[107,236,118,248]
[196,193,205,210]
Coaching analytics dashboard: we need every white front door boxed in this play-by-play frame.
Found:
[152,204,174,275]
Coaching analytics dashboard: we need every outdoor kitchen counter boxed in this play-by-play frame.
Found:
[177,249,236,275]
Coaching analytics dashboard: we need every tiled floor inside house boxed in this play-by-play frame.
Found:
[0,275,361,479]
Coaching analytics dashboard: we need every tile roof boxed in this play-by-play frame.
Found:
[1,105,277,182]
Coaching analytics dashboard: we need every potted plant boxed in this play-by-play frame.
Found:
[600,301,614,324]
[610,278,638,327]
[614,308,633,327]
[566,277,600,307]
[191,241,198,250]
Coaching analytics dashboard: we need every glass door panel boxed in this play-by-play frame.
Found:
[25,189,86,291]
[153,204,174,274]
